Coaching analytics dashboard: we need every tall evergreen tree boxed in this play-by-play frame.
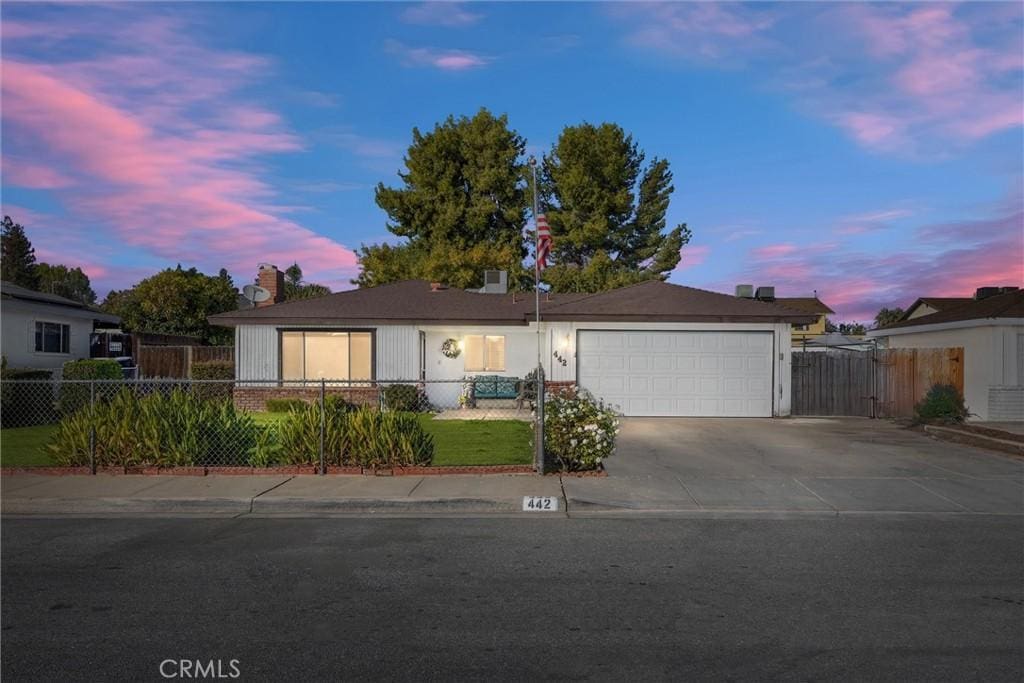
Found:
[1,216,40,289]
[539,123,691,292]
[354,108,530,289]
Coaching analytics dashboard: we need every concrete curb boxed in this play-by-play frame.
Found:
[1,497,253,516]
[249,496,535,515]
[924,425,1024,456]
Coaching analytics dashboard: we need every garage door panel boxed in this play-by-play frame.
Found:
[577,331,773,417]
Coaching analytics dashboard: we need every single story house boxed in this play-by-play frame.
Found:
[868,288,1023,421]
[0,280,120,374]
[209,267,815,417]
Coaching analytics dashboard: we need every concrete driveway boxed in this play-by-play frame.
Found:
[563,418,1024,514]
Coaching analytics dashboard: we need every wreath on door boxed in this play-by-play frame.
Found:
[441,338,461,359]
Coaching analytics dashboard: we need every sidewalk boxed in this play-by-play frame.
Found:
[1,474,564,516]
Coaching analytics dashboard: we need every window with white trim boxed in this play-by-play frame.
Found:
[34,322,70,354]
[463,335,505,372]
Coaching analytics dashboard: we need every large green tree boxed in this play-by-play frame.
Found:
[36,263,97,305]
[101,266,239,345]
[1,216,40,289]
[283,262,331,300]
[539,123,691,292]
[354,108,530,290]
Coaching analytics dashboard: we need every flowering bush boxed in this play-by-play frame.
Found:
[543,388,619,471]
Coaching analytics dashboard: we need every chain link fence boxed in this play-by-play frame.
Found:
[0,377,545,472]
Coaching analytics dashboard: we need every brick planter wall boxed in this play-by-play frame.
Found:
[545,381,575,397]
[234,386,381,412]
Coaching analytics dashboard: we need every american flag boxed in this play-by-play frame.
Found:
[536,213,552,271]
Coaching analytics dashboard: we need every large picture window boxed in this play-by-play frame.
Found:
[281,331,372,382]
[463,335,505,372]
[34,322,70,354]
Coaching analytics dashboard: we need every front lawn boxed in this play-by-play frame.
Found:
[1,424,58,467]
[416,415,532,466]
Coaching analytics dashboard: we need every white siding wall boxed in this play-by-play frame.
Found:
[376,325,419,379]
[880,323,1024,421]
[0,301,96,374]
[235,325,278,382]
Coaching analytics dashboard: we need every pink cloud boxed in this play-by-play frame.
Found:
[0,14,358,293]
[401,2,482,27]
[676,244,710,269]
[616,3,1023,155]
[2,158,74,189]
[751,244,798,260]
[384,39,490,71]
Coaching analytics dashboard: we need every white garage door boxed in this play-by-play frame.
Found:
[577,331,774,417]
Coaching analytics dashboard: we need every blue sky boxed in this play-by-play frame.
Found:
[1,1,1021,320]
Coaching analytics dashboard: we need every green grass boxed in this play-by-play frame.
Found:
[416,414,532,466]
[1,424,58,467]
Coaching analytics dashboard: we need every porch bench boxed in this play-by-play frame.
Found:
[472,375,520,400]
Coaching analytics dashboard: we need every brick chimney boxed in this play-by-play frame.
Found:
[257,263,285,307]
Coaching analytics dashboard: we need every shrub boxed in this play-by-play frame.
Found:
[278,405,432,467]
[544,388,619,472]
[915,383,970,423]
[58,359,123,415]
[266,398,308,413]
[0,368,55,427]
[382,383,425,412]
[48,388,259,467]
[344,408,433,468]
[190,360,234,401]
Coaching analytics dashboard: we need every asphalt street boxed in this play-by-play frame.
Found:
[2,516,1022,681]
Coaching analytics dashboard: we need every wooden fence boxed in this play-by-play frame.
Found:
[137,346,234,378]
[792,347,963,418]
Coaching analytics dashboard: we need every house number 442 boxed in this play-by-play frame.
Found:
[522,496,559,512]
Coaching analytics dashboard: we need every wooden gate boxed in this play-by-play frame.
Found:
[792,351,873,416]
[792,347,963,418]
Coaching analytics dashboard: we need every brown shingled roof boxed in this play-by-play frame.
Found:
[209,279,816,327]
[773,297,834,315]
[900,297,973,320]
[877,289,1024,331]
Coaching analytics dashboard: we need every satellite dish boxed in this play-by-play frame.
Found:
[242,284,272,303]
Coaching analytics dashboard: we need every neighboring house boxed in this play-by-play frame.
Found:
[209,266,815,417]
[773,296,835,346]
[901,297,973,321]
[868,288,1024,422]
[1,280,120,373]
[796,332,875,352]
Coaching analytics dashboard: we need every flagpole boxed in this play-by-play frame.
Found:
[530,156,541,368]
[529,156,544,474]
